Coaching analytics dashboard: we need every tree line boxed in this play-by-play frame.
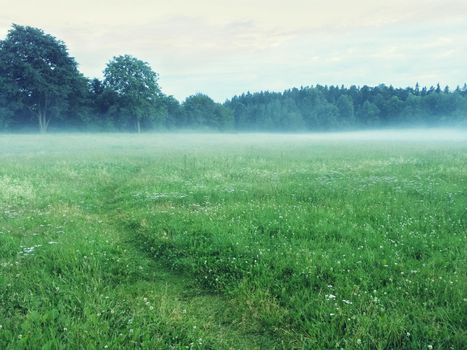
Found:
[226,83,467,131]
[0,24,466,133]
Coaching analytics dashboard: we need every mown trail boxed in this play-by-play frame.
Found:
[93,165,277,349]
[0,156,276,349]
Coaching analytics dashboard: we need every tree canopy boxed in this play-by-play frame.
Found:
[0,24,85,132]
[103,55,162,132]
[182,94,233,130]
[225,85,467,131]
[0,24,466,132]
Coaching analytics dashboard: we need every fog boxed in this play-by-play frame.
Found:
[287,128,467,142]
[1,128,466,157]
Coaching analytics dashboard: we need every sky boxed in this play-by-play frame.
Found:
[0,0,466,102]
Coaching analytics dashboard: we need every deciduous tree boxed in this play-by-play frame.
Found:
[103,55,161,132]
[0,24,83,132]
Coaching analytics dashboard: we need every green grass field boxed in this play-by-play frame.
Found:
[0,133,466,349]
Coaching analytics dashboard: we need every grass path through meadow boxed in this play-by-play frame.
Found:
[1,159,274,349]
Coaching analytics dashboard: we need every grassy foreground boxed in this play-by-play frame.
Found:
[0,133,465,349]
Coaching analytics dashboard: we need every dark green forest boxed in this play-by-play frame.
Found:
[1,24,466,132]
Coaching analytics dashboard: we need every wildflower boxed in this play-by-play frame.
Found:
[22,246,36,254]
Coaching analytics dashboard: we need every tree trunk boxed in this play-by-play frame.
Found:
[38,111,46,133]
[136,119,141,133]
[38,112,43,132]
[37,110,50,133]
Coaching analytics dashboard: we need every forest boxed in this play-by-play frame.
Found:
[1,24,466,132]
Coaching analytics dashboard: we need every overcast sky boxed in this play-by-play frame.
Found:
[1,0,466,102]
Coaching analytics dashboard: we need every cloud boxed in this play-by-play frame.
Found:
[0,0,466,101]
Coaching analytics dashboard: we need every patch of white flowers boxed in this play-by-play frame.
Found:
[0,176,35,203]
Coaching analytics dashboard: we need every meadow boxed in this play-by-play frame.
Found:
[0,132,466,349]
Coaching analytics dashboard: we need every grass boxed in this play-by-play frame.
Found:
[0,133,465,349]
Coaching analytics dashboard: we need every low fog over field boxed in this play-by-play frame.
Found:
[1,128,466,156]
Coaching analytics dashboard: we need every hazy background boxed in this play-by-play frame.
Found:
[1,0,466,102]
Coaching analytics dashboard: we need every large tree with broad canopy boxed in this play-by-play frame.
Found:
[0,24,84,132]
